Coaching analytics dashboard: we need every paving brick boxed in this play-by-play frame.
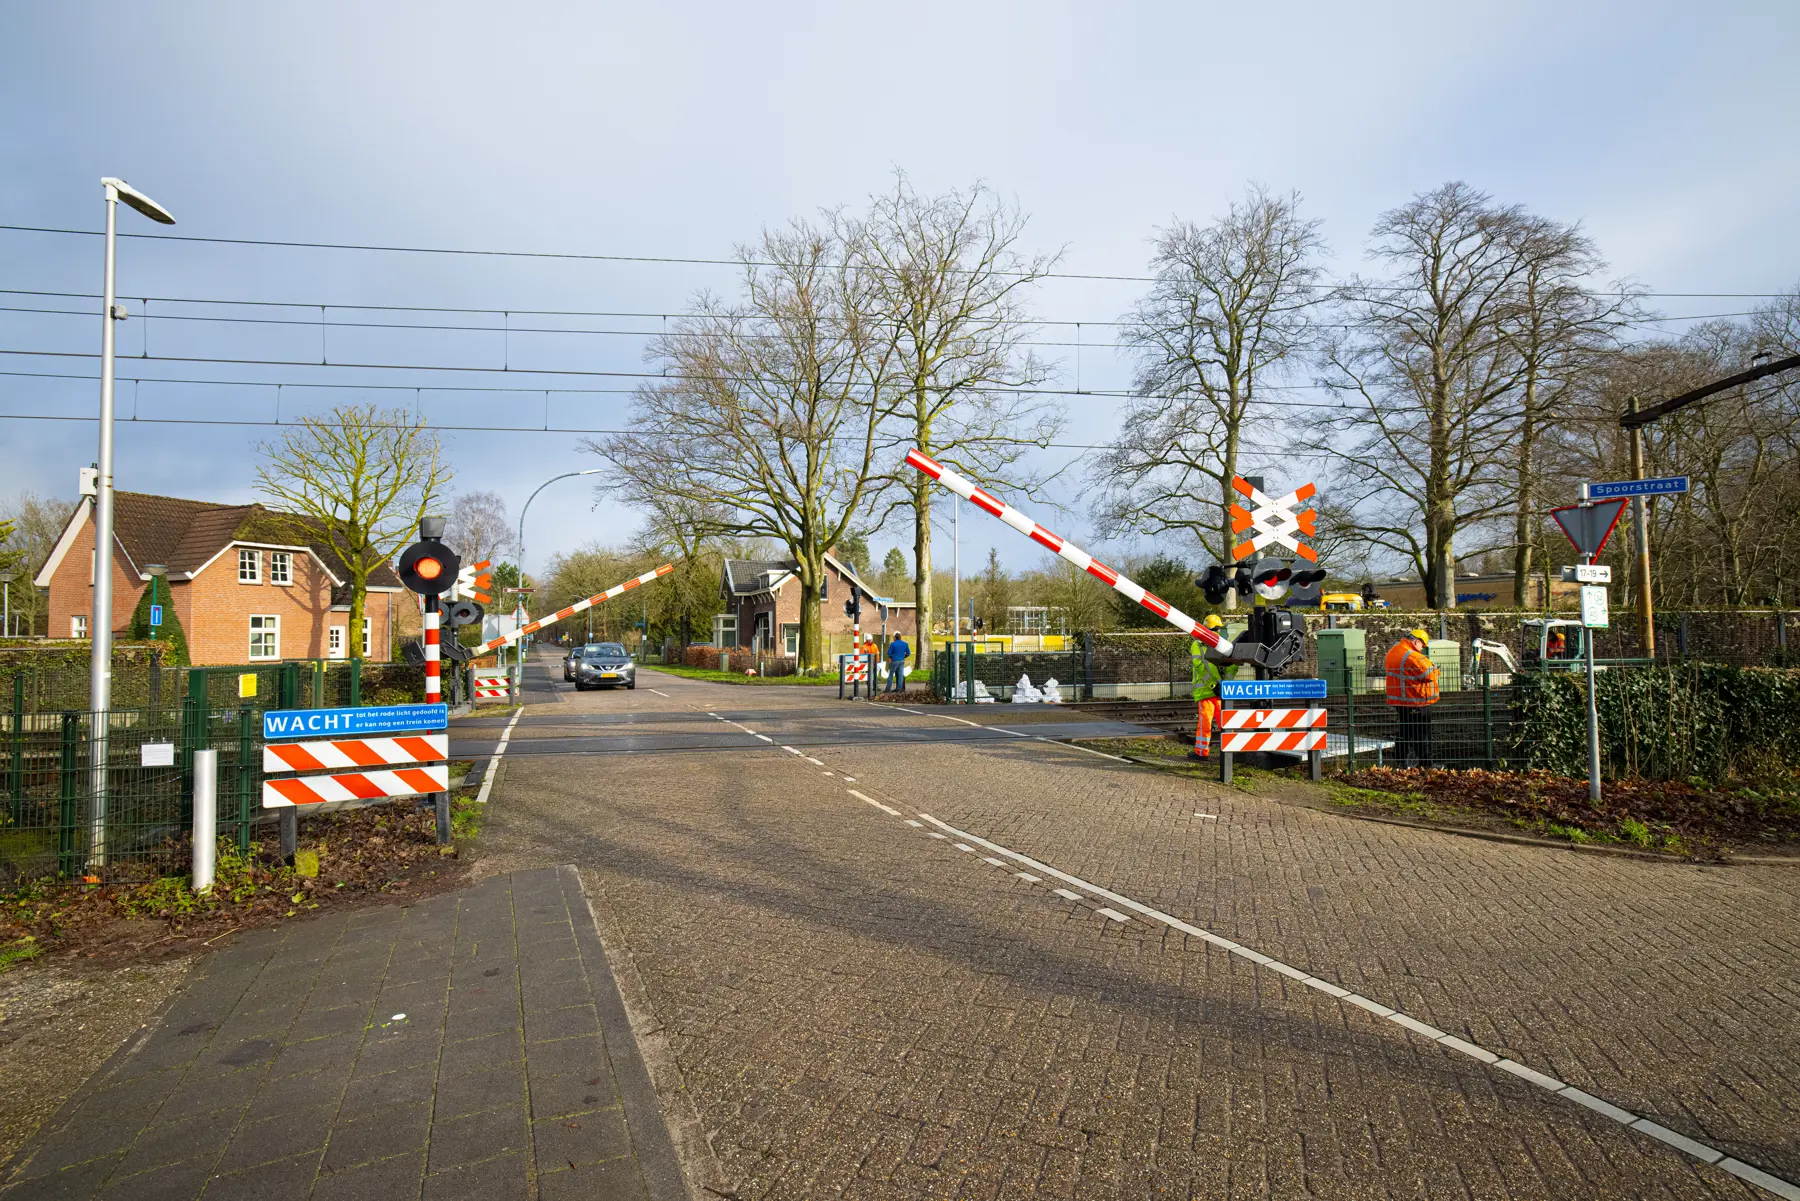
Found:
[532,1106,632,1170]
[419,1153,530,1201]
[424,1103,528,1173]
[320,1101,432,1171]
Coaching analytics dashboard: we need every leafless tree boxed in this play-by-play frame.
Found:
[444,489,520,569]
[0,491,71,637]
[255,404,450,660]
[1314,182,1536,608]
[855,175,1062,665]
[588,219,894,669]
[1094,188,1324,605]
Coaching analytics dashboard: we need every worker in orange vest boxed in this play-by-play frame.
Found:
[1384,628,1440,768]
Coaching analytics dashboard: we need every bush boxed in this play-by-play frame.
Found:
[1514,664,1800,782]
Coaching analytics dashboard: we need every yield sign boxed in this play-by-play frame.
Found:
[1550,499,1629,560]
[1230,476,1319,563]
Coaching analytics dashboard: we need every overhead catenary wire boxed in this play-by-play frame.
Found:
[1,224,1790,298]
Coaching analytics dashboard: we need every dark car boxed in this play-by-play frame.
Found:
[564,645,587,682]
[574,643,636,691]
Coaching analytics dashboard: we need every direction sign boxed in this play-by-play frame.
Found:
[263,703,448,741]
[1550,499,1629,560]
[1580,585,1610,630]
[1220,678,1328,702]
[1560,564,1612,584]
[148,604,163,627]
[1587,476,1689,500]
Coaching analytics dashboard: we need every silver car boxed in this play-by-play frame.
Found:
[574,643,636,691]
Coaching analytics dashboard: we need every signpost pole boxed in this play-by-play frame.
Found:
[1626,397,1655,656]
[1583,550,1602,803]
[424,592,450,846]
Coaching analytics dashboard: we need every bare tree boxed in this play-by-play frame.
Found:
[444,490,519,569]
[856,175,1062,664]
[588,220,893,669]
[1315,182,1535,608]
[1094,188,1324,604]
[256,403,450,660]
[0,491,71,637]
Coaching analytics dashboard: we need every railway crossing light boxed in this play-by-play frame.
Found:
[398,518,461,596]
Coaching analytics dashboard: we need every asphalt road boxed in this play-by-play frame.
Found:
[469,653,1800,1200]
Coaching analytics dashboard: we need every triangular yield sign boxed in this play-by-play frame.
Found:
[1550,499,1629,560]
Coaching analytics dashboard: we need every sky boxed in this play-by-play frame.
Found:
[3,0,1797,583]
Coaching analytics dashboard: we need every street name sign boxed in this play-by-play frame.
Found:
[1550,499,1629,560]
[1561,564,1613,584]
[263,703,448,741]
[1587,476,1689,500]
[1220,678,1328,702]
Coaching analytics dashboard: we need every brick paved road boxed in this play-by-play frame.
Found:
[1,867,686,1201]
[483,659,1799,1198]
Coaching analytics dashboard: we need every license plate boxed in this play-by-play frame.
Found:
[601,672,618,679]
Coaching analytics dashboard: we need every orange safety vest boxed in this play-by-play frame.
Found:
[1384,641,1440,707]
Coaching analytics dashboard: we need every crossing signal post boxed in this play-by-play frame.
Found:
[397,517,460,843]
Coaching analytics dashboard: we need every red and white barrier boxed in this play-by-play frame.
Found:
[263,734,447,775]
[1219,707,1326,753]
[904,449,1232,655]
[472,671,512,701]
[476,564,674,653]
[842,656,869,682]
[263,765,450,808]
[423,599,441,703]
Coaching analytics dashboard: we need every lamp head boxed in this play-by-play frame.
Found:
[102,177,176,225]
[145,563,167,577]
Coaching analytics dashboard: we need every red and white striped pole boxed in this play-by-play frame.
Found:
[904,448,1235,657]
[476,564,674,654]
[423,594,441,703]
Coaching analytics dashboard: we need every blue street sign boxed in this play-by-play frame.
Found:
[263,703,448,741]
[1587,476,1689,500]
[1220,678,1327,702]
[148,604,163,627]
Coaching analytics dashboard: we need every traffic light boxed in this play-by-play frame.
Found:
[1198,564,1233,605]
[444,599,485,628]
[844,594,861,622]
[1286,567,1329,608]
[397,519,461,596]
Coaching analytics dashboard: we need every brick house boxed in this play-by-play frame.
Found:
[717,554,917,656]
[33,492,403,665]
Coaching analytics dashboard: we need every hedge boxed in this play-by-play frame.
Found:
[1514,664,1800,781]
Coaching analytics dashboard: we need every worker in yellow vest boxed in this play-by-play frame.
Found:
[1188,615,1225,761]
[1384,628,1440,767]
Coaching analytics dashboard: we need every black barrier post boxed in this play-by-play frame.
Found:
[237,708,255,855]
[57,712,81,877]
[1344,674,1358,773]
[1482,666,1495,767]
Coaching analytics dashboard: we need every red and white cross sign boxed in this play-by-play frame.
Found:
[1230,476,1319,563]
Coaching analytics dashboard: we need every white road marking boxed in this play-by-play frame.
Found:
[1037,737,1131,762]
[887,705,920,714]
[904,819,923,828]
[649,688,671,697]
[804,757,825,766]
[953,842,975,853]
[910,810,1790,1194]
[754,734,773,742]
[926,832,946,840]
[841,776,856,782]
[982,857,1007,867]
[1096,907,1130,923]
[1194,813,1218,820]
[847,789,902,817]
[1014,872,1041,883]
[781,745,802,754]
[472,708,525,805]
[822,771,835,778]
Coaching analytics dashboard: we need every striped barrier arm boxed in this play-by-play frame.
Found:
[263,733,448,774]
[263,764,449,808]
[904,449,1232,656]
[477,564,675,653]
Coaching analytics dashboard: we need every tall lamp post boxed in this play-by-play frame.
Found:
[144,564,167,642]
[515,468,600,671]
[0,570,14,639]
[89,177,175,872]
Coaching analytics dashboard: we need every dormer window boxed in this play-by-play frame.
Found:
[238,549,261,583]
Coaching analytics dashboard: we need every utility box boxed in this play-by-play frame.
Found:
[1314,628,1367,695]
[1427,638,1463,693]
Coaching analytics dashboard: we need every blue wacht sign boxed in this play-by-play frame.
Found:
[263,703,448,741]
[1587,476,1689,499]
[1220,678,1328,702]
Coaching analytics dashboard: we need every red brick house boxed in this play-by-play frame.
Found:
[717,554,917,655]
[33,492,403,665]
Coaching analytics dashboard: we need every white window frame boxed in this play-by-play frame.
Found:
[328,626,345,659]
[269,551,292,586]
[72,614,88,639]
[362,616,372,658]
[249,614,280,661]
[238,548,261,584]
[781,623,799,656]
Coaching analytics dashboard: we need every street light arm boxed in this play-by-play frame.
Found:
[1621,353,1800,428]
[516,469,603,574]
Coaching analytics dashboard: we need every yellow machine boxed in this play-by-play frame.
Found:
[1320,593,1364,612]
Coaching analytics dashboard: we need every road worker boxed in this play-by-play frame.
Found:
[1384,627,1440,768]
[1188,615,1225,761]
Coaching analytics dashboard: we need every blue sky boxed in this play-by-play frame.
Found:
[3,1,1796,577]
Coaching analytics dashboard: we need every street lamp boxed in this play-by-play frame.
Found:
[513,468,600,665]
[0,570,14,639]
[144,564,167,642]
[90,177,174,872]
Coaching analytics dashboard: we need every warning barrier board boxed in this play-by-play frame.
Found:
[263,764,449,808]
[263,733,447,775]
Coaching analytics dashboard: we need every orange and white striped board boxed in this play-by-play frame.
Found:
[473,672,512,700]
[1220,707,1326,753]
[262,764,449,808]
[841,656,869,682]
[262,733,447,775]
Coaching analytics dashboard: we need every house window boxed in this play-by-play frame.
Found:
[328,626,345,659]
[72,615,88,639]
[712,614,737,647]
[269,551,292,585]
[362,617,372,658]
[782,623,799,656]
[249,614,279,660]
[238,549,261,584]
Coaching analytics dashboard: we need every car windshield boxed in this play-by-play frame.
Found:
[584,644,626,659]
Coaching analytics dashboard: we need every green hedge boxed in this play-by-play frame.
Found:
[1515,664,1800,781]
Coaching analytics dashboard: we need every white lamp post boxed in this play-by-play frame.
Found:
[512,468,600,674]
[0,570,14,638]
[89,177,175,871]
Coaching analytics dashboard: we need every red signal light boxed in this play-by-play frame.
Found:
[417,557,443,580]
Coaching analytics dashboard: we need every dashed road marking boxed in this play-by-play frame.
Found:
[803,756,825,766]
[648,688,671,697]
[907,809,1792,1196]
[982,857,1007,867]
[1014,871,1041,883]
[953,842,976,853]
[1096,907,1130,923]
[1194,813,1218,819]
[754,734,773,742]
[904,819,922,828]
[847,789,901,817]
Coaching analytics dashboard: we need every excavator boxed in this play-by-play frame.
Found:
[1469,618,1592,684]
